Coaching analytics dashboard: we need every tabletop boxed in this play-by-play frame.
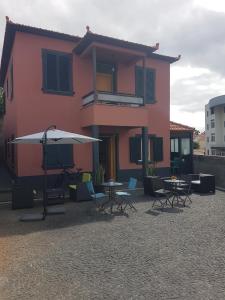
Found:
[101,182,123,187]
[164,179,185,184]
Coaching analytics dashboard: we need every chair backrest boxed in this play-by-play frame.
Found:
[128,177,137,190]
[86,181,95,195]
[152,177,164,191]
[82,173,91,183]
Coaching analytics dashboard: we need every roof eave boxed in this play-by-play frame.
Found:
[74,32,159,56]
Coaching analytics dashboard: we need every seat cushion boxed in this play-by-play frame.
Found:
[191,180,200,184]
[68,185,77,190]
[155,189,171,195]
[91,193,106,199]
[116,192,131,196]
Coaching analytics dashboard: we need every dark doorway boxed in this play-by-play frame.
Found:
[99,135,117,180]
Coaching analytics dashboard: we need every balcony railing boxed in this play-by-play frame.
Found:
[82,91,144,106]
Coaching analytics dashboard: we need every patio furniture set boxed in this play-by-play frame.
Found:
[151,176,192,209]
[146,173,215,210]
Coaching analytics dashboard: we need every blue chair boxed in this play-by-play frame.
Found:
[85,181,107,210]
[115,177,137,211]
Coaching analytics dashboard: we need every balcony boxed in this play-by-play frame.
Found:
[81,99,148,128]
[82,91,144,106]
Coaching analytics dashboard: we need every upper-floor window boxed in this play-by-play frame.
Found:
[211,120,215,128]
[207,137,209,143]
[5,62,13,101]
[42,49,73,95]
[206,124,209,130]
[9,63,13,100]
[211,133,215,142]
[210,107,214,115]
[206,110,209,117]
[135,66,155,104]
[96,61,116,93]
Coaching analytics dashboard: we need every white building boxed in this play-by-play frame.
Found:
[205,95,225,156]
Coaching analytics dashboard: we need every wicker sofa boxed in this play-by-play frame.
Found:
[190,174,215,194]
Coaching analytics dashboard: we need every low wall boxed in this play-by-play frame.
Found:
[193,155,225,189]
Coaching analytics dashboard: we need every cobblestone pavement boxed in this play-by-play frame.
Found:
[0,191,225,299]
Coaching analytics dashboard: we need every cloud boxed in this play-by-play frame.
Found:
[171,67,225,113]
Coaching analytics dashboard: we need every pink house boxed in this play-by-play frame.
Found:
[0,18,180,185]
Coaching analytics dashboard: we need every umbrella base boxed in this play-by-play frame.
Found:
[19,213,44,222]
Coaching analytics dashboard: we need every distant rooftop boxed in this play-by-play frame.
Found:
[170,121,195,132]
[208,95,225,109]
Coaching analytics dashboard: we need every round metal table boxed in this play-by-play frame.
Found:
[101,181,123,212]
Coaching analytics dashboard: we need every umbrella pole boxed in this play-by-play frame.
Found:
[42,125,56,220]
[43,143,47,220]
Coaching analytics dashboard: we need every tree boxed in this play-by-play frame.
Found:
[194,129,200,136]
[193,141,200,149]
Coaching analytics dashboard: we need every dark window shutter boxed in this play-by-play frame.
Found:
[153,137,163,162]
[46,53,58,91]
[59,144,74,167]
[44,144,74,170]
[146,69,155,103]
[59,55,70,92]
[42,50,72,94]
[130,137,141,163]
[135,66,143,98]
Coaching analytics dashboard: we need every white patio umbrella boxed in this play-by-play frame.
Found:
[11,125,100,220]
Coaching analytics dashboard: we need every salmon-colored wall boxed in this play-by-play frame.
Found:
[13,32,93,176]
[3,31,171,177]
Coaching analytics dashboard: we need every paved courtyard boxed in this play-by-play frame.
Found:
[0,190,225,299]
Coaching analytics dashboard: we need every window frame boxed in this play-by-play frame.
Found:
[130,135,163,164]
[42,49,74,96]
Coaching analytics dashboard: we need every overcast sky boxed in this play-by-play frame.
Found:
[1,0,225,131]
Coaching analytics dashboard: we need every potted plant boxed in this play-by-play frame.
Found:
[143,161,159,196]
[94,165,105,193]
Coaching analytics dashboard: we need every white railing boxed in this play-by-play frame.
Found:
[82,91,144,106]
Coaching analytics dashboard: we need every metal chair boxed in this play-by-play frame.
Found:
[176,175,192,206]
[86,181,107,210]
[115,177,137,211]
[152,177,173,209]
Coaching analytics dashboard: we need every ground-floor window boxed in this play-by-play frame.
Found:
[130,136,163,163]
[43,144,74,170]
